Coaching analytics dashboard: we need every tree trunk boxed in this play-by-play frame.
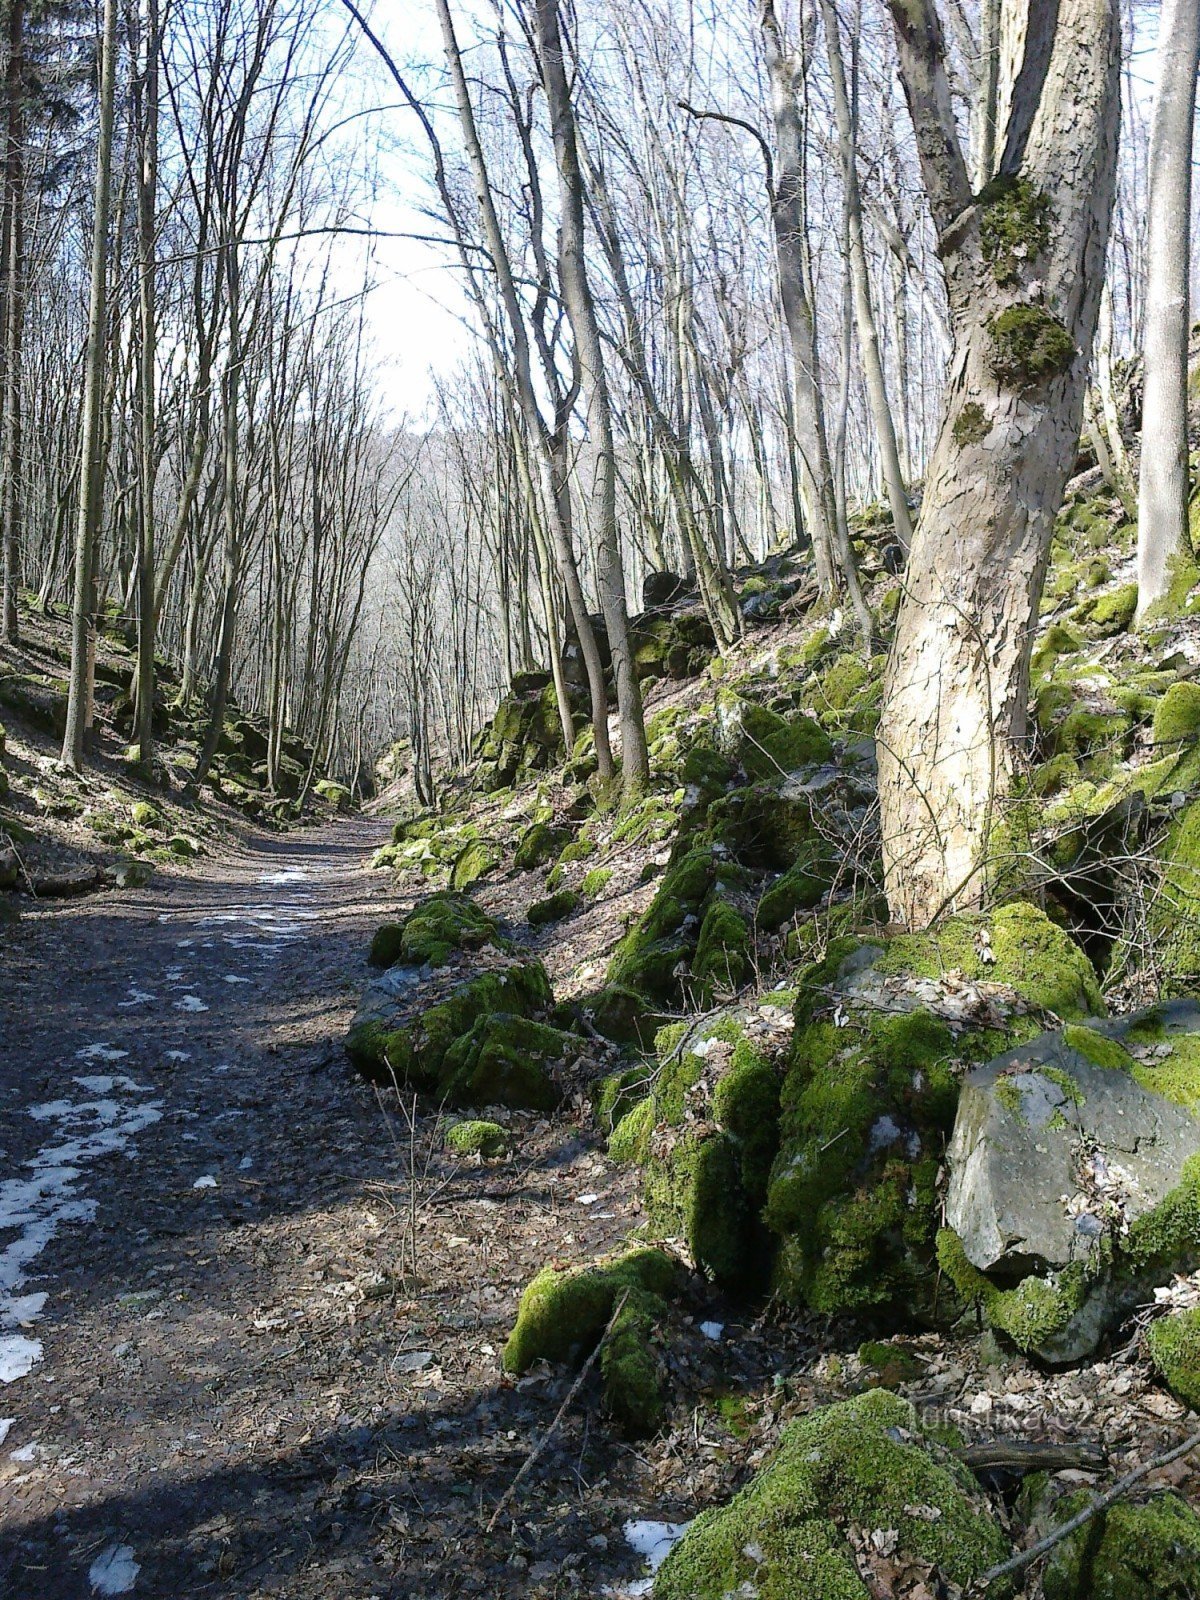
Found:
[0,0,24,645]
[134,0,160,760]
[63,0,119,770]
[760,0,872,641]
[878,0,1121,927]
[532,0,649,795]
[1135,0,1200,622]
[820,0,913,551]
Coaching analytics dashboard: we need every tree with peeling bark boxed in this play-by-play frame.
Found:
[876,0,1121,927]
[1135,0,1200,625]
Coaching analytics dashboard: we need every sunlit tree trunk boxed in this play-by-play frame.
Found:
[1135,0,1200,622]
[877,0,1121,926]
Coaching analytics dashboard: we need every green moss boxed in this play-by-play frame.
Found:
[766,1011,960,1317]
[502,1248,681,1376]
[1155,799,1200,984]
[1031,622,1085,678]
[449,838,499,890]
[1042,1490,1200,1600]
[1062,1024,1132,1074]
[600,1285,667,1436]
[1146,1306,1200,1411]
[607,845,722,1001]
[988,304,1075,389]
[692,899,751,997]
[444,1119,509,1158]
[439,1013,571,1111]
[514,821,570,872]
[979,176,1052,286]
[130,801,161,829]
[1153,680,1200,746]
[654,1390,1007,1600]
[608,1093,656,1163]
[345,960,552,1094]
[1140,548,1200,625]
[952,400,990,447]
[581,866,613,898]
[612,793,680,846]
[875,902,1103,1018]
[756,845,834,929]
[1086,582,1138,636]
[936,1229,1090,1352]
[527,888,580,925]
[716,690,833,779]
[593,1065,654,1135]
[388,891,497,967]
[1131,1033,1200,1111]
[857,1339,923,1387]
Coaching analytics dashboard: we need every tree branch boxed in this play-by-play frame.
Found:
[883,0,973,241]
[677,100,774,190]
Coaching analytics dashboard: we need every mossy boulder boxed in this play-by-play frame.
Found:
[502,1247,680,1437]
[527,888,580,926]
[1152,798,1200,987]
[606,845,730,1003]
[345,957,552,1100]
[514,820,570,872]
[701,779,820,870]
[760,905,1100,1323]
[1153,679,1200,746]
[941,1000,1200,1362]
[691,900,751,998]
[609,1009,786,1291]
[756,842,836,929]
[450,838,499,891]
[130,801,162,830]
[874,901,1103,1019]
[1147,1305,1200,1411]
[653,1390,1008,1600]
[629,608,716,682]
[370,891,497,969]
[439,1013,572,1111]
[714,689,832,779]
[444,1119,509,1159]
[1040,1490,1200,1600]
[0,671,69,737]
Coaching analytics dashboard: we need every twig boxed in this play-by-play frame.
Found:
[979,1424,1200,1587]
[958,1439,1107,1476]
[486,1289,630,1534]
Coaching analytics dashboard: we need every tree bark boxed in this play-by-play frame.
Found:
[532,0,649,795]
[1135,0,1200,622]
[878,0,1121,926]
[63,0,119,770]
[0,0,24,645]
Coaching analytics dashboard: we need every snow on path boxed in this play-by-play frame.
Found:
[0,1054,162,1389]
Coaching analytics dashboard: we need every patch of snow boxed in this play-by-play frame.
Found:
[0,1085,162,1386]
[238,1156,253,1171]
[624,1520,691,1577]
[257,867,308,885]
[174,996,208,1013]
[165,1051,190,1063]
[73,1076,149,1097]
[0,1418,12,1444]
[118,988,155,1007]
[76,1045,128,1064]
[10,1440,40,1461]
[699,1321,724,1341]
[576,1193,600,1205]
[192,1176,217,1190]
[867,1114,902,1153]
[0,1336,43,1383]
[89,1544,140,1595]
[223,974,250,984]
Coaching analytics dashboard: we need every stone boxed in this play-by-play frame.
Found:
[942,1000,1200,1362]
[642,570,689,609]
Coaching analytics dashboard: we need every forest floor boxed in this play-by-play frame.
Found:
[0,815,767,1600]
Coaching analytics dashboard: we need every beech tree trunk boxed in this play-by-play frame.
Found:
[1135,0,1200,622]
[877,0,1120,927]
[63,0,119,770]
[533,0,649,795]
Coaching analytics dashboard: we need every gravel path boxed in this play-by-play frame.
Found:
[0,821,651,1600]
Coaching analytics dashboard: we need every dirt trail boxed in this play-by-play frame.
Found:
[0,822,655,1600]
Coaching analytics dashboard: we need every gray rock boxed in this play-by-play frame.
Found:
[948,1004,1200,1279]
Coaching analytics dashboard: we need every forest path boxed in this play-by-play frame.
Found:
[0,821,645,1600]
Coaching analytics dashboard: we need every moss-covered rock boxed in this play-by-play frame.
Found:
[1041,1490,1200,1600]
[609,1010,785,1291]
[450,838,499,891]
[874,901,1103,1019]
[527,888,580,925]
[130,801,162,829]
[345,958,552,1097]
[439,1013,573,1111]
[756,843,836,929]
[653,1390,1007,1600]
[502,1247,679,1436]
[606,845,725,1002]
[514,820,570,872]
[444,1119,509,1159]
[372,891,497,969]
[714,689,832,779]
[1147,1305,1200,1412]
[691,899,751,998]
[1153,679,1200,746]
